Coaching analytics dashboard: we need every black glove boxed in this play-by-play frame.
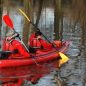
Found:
[15,32,19,37]
[13,49,18,53]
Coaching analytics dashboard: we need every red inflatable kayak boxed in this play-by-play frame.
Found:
[0,41,70,86]
[0,41,70,68]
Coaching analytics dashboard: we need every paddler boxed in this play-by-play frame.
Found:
[2,30,31,59]
[28,30,52,53]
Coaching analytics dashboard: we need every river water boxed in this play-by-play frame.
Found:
[1,5,86,86]
[33,15,86,86]
[59,17,86,86]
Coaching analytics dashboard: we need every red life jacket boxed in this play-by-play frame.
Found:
[30,38,42,48]
[29,33,52,50]
[3,39,30,59]
[29,33,36,42]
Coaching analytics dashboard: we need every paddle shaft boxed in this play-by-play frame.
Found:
[13,29,30,53]
[0,51,13,54]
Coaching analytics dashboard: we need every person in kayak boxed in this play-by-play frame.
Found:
[28,30,52,53]
[2,30,31,59]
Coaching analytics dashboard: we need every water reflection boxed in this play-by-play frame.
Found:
[59,16,86,86]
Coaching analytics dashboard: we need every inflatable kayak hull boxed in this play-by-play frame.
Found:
[0,41,70,68]
[0,41,70,86]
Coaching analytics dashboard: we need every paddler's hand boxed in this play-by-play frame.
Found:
[52,43,57,48]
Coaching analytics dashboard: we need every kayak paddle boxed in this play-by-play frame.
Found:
[18,9,69,66]
[3,15,14,29]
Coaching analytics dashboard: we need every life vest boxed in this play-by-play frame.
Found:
[29,33,52,50]
[53,41,62,48]
[3,39,30,59]
[30,38,42,49]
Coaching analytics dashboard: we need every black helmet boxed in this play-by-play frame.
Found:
[35,31,42,36]
[6,30,18,39]
[6,30,15,37]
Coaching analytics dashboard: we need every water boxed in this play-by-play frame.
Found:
[59,17,86,86]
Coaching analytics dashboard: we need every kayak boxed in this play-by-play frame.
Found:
[0,41,70,86]
[0,41,70,68]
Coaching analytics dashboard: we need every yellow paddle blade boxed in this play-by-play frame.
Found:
[18,9,30,22]
[59,52,69,66]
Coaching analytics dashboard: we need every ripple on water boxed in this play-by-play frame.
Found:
[32,75,56,86]
[66,75,83,86]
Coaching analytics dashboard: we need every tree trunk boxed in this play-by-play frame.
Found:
[23,0,33,46]
[59,15,63,41]
[1,0,10,49]
[0,0,2,27]
[35,0,43,27]
[54,0,62,40]
[0,0,2,48]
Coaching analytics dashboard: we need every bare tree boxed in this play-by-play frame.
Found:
[71,0,86,27]
[23,0,33,45]
[54,0,62,40]
[0,0,2,26]
[35,0,43,27]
